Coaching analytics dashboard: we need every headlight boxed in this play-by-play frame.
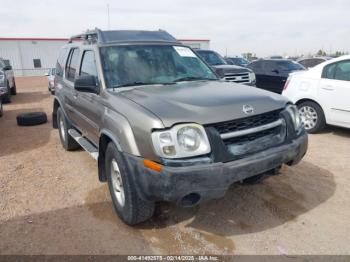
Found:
[249,72,256,83]
[286,104,302,131]
[151,123,211,158]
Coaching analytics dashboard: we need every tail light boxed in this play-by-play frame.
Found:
[283,78,291,90]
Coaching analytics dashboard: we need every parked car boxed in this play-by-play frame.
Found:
[0,86,7,117]
[282,55,350,133]
[225,57,250,67]
[195,50,256,85]
[247,59,306,94]
[0,58,17,103]
[53,29,307,225]
[45,68,56,94]
[297,57,332,69]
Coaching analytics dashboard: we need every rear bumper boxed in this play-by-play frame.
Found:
[123,132,308,204]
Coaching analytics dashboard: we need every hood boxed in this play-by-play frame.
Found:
[213,64,251,74]
[119,81,288,127]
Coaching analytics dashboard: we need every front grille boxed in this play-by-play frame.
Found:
[206,109,285,159]
[207,109,282,135]
[224,72,250,83]
[223,125,281,146]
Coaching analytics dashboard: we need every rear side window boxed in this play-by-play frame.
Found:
[322,63,337,79]
[56,48,68,77]
[80,51,98,79]
[334,60,350,81]
[65,48,80,82]
[248,61,263,71]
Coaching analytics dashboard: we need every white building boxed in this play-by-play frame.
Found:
[0,37,210,77]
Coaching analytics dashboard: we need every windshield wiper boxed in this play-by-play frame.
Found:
[113,81,174,88]
[173,76,217,83]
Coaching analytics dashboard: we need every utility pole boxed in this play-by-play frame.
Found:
[107,4,110,30]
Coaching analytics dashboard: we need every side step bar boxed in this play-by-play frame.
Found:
[68,129,99,161]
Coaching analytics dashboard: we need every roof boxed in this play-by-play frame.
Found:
[69,29,180,45]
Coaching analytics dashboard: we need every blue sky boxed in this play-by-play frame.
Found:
[0,0,349,56]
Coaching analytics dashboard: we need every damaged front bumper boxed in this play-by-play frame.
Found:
[123,131,308,205]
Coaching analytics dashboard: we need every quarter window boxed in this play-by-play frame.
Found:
[65,48,80,82]
[322,63,337,79]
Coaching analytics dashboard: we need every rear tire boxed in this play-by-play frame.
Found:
[298,101,326,133]
[57,107,80,151]
[105,142,155,225]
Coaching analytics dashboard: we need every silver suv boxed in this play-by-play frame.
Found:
[53,29,308,225]
[0,58,17,103]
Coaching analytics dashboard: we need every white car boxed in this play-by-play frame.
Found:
[45,68,56,94]
[282,55,350,133]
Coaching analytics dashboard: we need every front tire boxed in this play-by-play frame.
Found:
[298,101,326,133]
[57,107,80,151]
[2,83,11,103]
[105,142,155,225]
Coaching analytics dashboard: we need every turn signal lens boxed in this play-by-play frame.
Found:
[143,159,163,172]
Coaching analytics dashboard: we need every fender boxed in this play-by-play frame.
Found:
[100,108,141,156]
[52,96,72,129]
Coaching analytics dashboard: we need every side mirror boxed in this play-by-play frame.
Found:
[74,75,99,94]
[214,68,226,78]
[3,65,12,71]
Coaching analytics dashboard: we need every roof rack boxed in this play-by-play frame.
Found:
[69,28,179,45]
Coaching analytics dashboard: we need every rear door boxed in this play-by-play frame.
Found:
[319,60,350,126]
[62,47,81,126]
[74,49,102,145]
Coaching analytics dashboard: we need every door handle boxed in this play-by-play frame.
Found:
[321,86,334,91]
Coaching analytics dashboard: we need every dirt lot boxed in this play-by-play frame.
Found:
[0,77,350,255]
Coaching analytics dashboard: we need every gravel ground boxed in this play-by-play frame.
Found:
[0,77,349,255]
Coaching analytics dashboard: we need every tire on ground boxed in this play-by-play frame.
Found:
[56,107,80,151]
[17,112,47,126]
[105,142,155,225]
[298,101,326,134]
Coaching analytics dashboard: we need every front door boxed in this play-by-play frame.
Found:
[74,50,102,145]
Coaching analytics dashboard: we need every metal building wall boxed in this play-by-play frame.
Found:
[0,39,66,76]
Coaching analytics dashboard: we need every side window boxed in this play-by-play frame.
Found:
[56,48,68,77]
[249,61,262,71]
[80,51,98,80]
[334,60,350,81]
[322,63,337,79]
[65,48,80,82]
[263,61,276,72]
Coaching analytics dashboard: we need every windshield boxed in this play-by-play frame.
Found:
[229,57,249,66]
[100,45,218,88]
[276,61,305,71]
[196,51,227,66]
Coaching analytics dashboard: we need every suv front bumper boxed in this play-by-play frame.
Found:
[123,132,308,205]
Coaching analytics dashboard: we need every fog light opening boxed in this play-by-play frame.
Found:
[180,193,201,207]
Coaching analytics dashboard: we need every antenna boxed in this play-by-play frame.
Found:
[107,4,110,30]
